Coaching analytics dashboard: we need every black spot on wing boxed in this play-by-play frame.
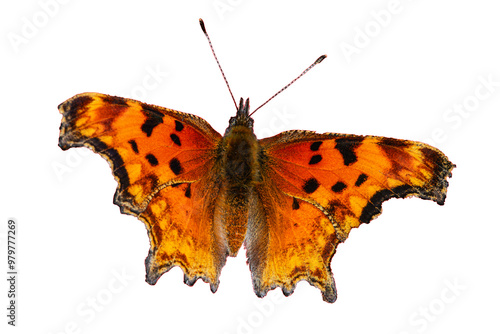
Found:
[331,181,347,193]
[326,200,338,214]
[128,140,139,154]
[310,141,322,151]
[292,197,300,210]
[359,184,414,224]
[379,137,410,148]
[170,133,181,146]
[146,154,159,166]
[335,137,363,166]
[309,155,322,165]
[58,95,94,128]
[185,183,191,198]
[355,173,368,187]
[141,106,164,137]
[175,120,184,131]
[59,95,93,116]
[101,95,129,106]
[145,174,159,189]
[303,178,320,194]
[71,95,94,110]
[169,158,183,175]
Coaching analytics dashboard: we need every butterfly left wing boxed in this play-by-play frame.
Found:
[246,130,454,302]
[58,93,230,291]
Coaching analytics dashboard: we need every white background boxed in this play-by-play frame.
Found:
[1,1,499,333]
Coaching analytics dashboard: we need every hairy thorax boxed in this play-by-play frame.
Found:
[222,125,261,186]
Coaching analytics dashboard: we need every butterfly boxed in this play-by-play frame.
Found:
[58,19,454,303]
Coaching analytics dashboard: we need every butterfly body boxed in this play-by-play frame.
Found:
[211,98,257,256]
[59,92,454,303]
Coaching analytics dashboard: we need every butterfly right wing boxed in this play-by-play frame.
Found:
[59,92,229,291]
[247,180,340,302]
[246,130,453,302]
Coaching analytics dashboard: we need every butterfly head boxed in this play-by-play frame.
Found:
[224,98,254,135]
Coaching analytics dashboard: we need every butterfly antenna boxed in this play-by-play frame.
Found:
[249,55,327,117]
[199,18,238,110]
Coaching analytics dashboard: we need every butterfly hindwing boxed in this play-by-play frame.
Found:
[247,181,339,302]
[141,174,228,292]
[246,130,454,302]
[58,92,229,290]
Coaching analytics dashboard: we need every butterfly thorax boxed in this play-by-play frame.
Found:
[218,98,261,255]
[221,125,260,186]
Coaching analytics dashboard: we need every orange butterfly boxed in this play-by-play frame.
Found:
[58,19,454,303]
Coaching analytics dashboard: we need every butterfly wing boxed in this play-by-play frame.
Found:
[247,130,454,302]
[59,92,228,291]
[247,182,340,302]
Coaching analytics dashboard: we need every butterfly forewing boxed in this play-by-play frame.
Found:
[58,93,221,214]
[260,130,453,233]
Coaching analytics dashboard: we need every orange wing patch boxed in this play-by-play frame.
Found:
[261,131,454,238]
[247,182,339,302]
[249,131,454,301]
[58,93,221,215]
[141,178,228,291]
